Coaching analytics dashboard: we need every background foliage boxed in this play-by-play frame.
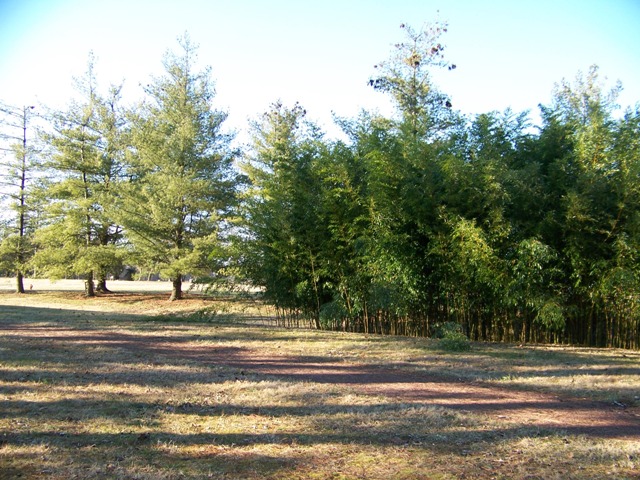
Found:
[1,25,638,347]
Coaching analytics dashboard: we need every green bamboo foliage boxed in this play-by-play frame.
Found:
[241,102,326,326]
[240,27,639,347]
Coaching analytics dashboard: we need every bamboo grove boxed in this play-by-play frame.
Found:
[1,25,639,348]
[238,24,640,348]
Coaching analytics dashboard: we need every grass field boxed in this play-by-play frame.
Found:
[0,281,639,479]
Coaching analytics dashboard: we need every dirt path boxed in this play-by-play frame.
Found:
[6,322,639,441]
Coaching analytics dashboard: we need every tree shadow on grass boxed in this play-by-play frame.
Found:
[1,304,639,444]
[0,394,636,441]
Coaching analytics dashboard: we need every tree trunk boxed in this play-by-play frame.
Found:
[16,271,25,294]
[169,274,182,301]
[16,107,28,296]
[85,272,95,297]
[96,273,111,293]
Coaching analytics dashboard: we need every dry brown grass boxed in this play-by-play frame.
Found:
[0,289,639,479]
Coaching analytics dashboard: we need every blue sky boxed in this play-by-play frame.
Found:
[1,0,639,140]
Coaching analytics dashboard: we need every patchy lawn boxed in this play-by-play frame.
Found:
[1,290,639,479]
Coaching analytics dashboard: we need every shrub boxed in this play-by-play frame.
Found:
[432,321,471,351]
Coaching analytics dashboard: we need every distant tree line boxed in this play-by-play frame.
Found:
[1,25,638,348]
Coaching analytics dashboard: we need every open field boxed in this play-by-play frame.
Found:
[0,283,639,479]
[0,278,189,294]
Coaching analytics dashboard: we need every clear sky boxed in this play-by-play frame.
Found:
[1,0,639,141]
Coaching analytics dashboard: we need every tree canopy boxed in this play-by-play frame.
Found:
[1,25,638,348]
[117,35,239,301]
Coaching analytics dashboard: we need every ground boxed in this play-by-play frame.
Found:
[0,279,639,479]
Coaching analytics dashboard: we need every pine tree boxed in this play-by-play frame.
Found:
[369,21,455,140]
[33,57,126,296]
[0,103,39,293]
[120,35,238,301]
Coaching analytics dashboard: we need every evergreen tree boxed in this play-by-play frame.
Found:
[369,21,455,140]
[120,36,238,301]
[33,58,126,296]
[0,103,39,292]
